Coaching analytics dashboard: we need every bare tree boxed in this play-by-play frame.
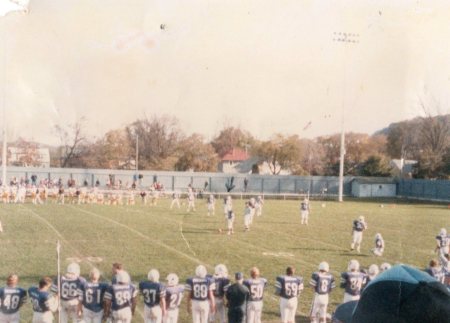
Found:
[54,117,87,168]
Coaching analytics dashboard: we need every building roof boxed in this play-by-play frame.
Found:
[221,148,250,162]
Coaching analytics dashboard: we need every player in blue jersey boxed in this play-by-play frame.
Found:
[425,259,445,284]
[29,277,59,323]
[207,194,215,216]
[436,228,449,256]
[104,271,138,323]
[139,269,166,323]
[77,268,109,323]
[300,197,310,225]
[164,274,184,323]
[340,260,367,303]
[309,262,336,323]
[275,266,304,323]
[351,216,367,253]
[185,265,215,323]
[208,264,230,323]
[372,233,385,256]
[0,274,27,323]
[51,262,86,323]
[243,267,267,323]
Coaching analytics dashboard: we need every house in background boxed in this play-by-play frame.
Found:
[7,147,50,168]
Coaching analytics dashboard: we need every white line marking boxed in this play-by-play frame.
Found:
[180,214,197,256]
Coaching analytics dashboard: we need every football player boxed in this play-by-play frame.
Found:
[206,194,215,216]
[365,264,379,284]
[372,233,384,256]
[255,196,264,217]
[380,263,391,272]
[243,267,267,323]
[170,192,181,210]
[226,210,235,236]
[309,262,336,323]
[248,198,256,225]
[139,269,166,323]
[0,274,27,323]
[29,277,59,323]
[164,274,184,323]
[351,216,367,253]
[77,267,108,323]
[275,266,304,323]
[300,197,310,225]
[208,264,230,323]
[51,263,86,323]
[438,253,450,286]
[185,265,215,323]
[435,228,449,257]
[340,260,367,303]
[187,192,196,212]
[111,263,128,285]
[104,271,138,323]
[244,202,252,232]
[424,259,445,284]
[223,196,232,216]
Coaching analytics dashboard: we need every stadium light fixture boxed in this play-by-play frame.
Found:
[333,32,359,202]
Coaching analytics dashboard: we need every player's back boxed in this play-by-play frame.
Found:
[340,272,366,296]
[185,277,214,301]
[105,284,137,310]
[310,272,335,295]
[0,286,26,314]
[165,285,184,310]
[78,281,109,312]
[275,275,303,299]
[212,276,230,298]
[244,277,267,301]
[28,287,50,313]
[52,275,86,301]
[138,281,165,308]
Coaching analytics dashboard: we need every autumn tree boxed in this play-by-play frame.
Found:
[360,155,391,177]
[211,126,255,157]
[126,115,182,170]
[174,134,218,172]
[254,134,302,175]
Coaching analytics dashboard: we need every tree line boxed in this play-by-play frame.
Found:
[8,113,450,179]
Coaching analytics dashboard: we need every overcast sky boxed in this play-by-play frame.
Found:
[1,0,449,145]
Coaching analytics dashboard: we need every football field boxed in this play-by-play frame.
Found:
[0,197,448,322]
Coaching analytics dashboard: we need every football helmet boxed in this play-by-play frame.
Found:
[380,263,391,272]
[375,233,382,240]
[67,263,80,277]
[440,228,447,236]
[359,215,365,222]
[195,265,207,278]
[116,271,130,284]
[214,264,228,278]
[318,262,329,272]
[148,269,160,282]
[348,259,360,271]
[166,273,179,286]
[368,264,379,278]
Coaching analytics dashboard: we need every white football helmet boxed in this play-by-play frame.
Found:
[440,228,447,236]
[359,215,365,222]
[348,259,360,271]
[368,264,379,279]
[195,265,207,278]
[166,273,179,286]
[375,233,383,240]
[214,264,228,278]
[318,262,329,272]
[67,263,80,277]
[116,271,130,284]
[147,269,160,282]
[380,263,391,272]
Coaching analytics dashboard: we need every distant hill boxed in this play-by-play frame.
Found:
[374,114,450,136]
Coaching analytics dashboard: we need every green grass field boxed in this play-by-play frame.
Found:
[0,197,448,322]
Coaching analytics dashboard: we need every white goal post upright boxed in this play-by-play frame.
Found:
[56,240,61,323]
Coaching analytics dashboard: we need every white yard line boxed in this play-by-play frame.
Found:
[69,205,211,269]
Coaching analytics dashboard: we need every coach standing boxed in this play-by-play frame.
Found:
[226,272,250,323]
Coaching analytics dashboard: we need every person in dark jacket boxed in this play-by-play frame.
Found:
[225,272,250,323]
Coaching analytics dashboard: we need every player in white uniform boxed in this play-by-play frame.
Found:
[185,265,215,323]
[340,260,367,303]
[206,195,215,216]
[300,198,310,225]
[436,228,450,256]
[372,233,385,256]
[309,262,335,323]
[244,202,252,232]
[223,196,232,215]
[243,267,267,323]
[226,210,235,235]
[170,192,181,209]
[254,196,264,217]
[0,274,27,323]
[187,192,196,212]
[275,266,304,323]
[351,216,367,253]
[248,198,256,224]
[164,274,184,323]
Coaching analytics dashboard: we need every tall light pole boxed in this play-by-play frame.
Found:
[1,1,30,186]
[333,32,359,202]
[135,134,139,172]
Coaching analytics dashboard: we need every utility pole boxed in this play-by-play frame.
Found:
[135,134,139,172]
[333,32,359,202]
